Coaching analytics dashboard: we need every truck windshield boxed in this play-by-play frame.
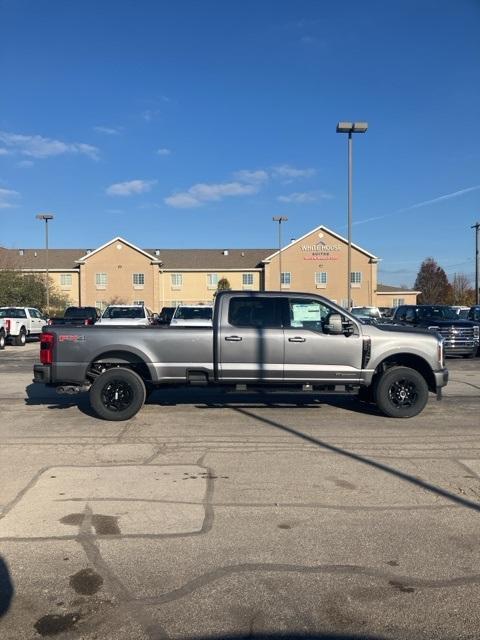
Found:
[65,308,94,317]
[174,307,212,320]
[417,306,459,321]
[0,308,27,318]
[102,307,145,319]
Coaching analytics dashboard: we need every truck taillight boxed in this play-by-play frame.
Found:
[40,333,55,365]
[84,318,93,325]
[5,319,10,332]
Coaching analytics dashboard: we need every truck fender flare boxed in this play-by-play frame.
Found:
[88,348,155,382]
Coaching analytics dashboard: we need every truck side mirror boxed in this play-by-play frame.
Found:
[324,313,344,335]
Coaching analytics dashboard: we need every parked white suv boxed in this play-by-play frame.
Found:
[0,307,47,346]
[170,305,213,326]
[98,305,154,326]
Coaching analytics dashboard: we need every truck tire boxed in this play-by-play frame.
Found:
[15,328,26,346]
[374,366,428,418]
[0,331,5,350]
[90,367,146,421]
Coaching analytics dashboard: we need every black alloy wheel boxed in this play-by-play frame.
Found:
[90,367,146,421]
[375,366,428,418]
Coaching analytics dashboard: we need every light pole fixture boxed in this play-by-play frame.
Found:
[272,216,288,289]
[336,121,368,308]
[36,213,54,314]
[472,221,480,305]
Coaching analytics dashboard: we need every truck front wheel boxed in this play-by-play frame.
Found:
[374,366,428,418]
[90,367,146,421]
[0,331,5,350]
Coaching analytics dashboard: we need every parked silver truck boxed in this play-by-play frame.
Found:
[33,291,448,421]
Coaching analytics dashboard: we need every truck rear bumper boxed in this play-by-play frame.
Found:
[33,364,52,384]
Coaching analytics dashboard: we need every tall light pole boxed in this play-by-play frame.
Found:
[272,216,288,289]
[472,221,480,305]
[36,213,54,314]
[336,121,368,308]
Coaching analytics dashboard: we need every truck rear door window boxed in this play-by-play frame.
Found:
[228,298,280,328]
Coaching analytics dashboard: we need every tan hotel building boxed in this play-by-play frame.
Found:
[0,224,418,310]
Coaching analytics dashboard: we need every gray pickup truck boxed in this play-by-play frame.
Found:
[33,291,448,421]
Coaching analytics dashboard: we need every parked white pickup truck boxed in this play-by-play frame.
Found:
[0,307,47,346]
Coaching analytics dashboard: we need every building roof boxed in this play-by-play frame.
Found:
[263,224,379,262]
[377,283,420,293]
[145,248,274,269]
[0,245,274,270]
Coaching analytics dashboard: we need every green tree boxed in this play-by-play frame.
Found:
[0,271,71,314]
[414,258,450,304]
[217,278,231,290]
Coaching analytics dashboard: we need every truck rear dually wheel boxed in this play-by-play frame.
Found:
[90,367,146,421]
[374,366,428,418]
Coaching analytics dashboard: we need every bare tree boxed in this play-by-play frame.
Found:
[449,273,475,306]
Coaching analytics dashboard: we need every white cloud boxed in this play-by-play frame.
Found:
[16,160,34,168]
[277,190,332,204]
[0,187,19,209]
[273,164,316,180]
[233,169,269,184]
[156,148,171,156]
[0,148,9,156]
[165,181,258,208]
[94,126,121,135]
[0,131,99,160]
[142,109,160,122]
[106,179,157,197]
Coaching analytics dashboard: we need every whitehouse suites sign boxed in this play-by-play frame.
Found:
[301,235,342,261]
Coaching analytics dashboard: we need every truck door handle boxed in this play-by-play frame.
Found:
[225,335,242,341]
[288,336,306,343]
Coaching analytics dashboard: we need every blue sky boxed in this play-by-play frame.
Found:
[1,0,479,286]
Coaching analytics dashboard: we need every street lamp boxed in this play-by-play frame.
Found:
[36,213,54,314]
[272,216,288,289]
[472,221,480,305]
[336,121,368,308]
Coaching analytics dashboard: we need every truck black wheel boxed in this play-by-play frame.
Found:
[374,366,428,418]
[0,331,5,350]
[15,328,26,346]
[90,367,146,421]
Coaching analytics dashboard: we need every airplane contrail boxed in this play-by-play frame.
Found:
[354,184,480,226]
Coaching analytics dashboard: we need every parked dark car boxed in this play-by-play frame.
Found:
[391,304,479,357]
[48,306,102,326]
[156,306,176,325]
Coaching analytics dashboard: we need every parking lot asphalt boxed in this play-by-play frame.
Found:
[1,342,480,639]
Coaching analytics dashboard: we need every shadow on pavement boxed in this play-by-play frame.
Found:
[231,406,480,514]
[0,556,14,618]
[192,635,386,640]
[24,384,97,418]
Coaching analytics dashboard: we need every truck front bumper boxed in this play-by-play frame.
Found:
[434,368,449,390]
[33,364,52,384]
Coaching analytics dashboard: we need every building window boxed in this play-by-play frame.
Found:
[350,271,362,287]
[171,273,183,289]
[132,273,145,288]
[315,271,328,288]
[95,272,107,289]
[340,299,349,308]
[207,273,218,289]
[242,273,254,287]
[393,298,405,307]
[171,300,183,307]
[281,272,291,287]
[133,300,145,306]
[60,273,72,287]
[96,300,107,311]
